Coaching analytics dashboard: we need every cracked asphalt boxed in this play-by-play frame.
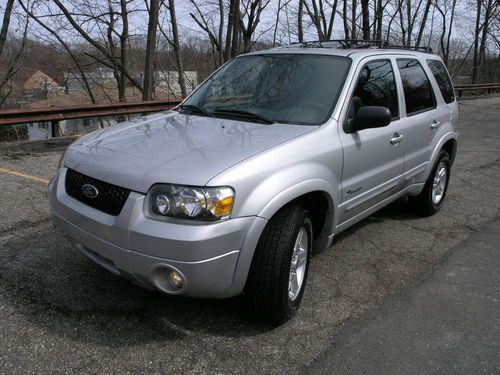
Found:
[0,97,499,374]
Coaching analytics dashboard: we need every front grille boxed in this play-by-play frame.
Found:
[65,169,131,216]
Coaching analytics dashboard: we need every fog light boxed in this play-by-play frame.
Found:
[169,270,183,289]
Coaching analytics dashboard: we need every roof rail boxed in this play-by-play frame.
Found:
[282,39,433,53]
[383,45,433,53]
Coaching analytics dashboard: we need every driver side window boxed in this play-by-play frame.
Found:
[351,60,399,119]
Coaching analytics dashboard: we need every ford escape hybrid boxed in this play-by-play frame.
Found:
[49,40,458,324]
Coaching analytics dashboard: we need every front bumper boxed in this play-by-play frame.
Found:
[48,168,267,298]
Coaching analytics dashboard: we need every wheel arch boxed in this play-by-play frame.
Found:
[257,180,337,254]
[229,184,336,297]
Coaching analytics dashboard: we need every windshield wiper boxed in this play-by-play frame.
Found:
[213,108,275,124]
[178,104,213,117]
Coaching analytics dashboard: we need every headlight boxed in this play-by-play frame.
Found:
[145,184,234,222]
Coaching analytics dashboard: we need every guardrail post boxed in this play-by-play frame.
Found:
[51,120,61,138]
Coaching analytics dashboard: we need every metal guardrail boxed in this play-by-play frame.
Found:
[454,83,500,98]
[0,99,181,137]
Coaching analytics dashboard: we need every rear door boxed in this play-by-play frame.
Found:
[337,57,406,224]
[394,57,444,186]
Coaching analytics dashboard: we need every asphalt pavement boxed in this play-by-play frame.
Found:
[305,218,500,374]
[0,97,499,373]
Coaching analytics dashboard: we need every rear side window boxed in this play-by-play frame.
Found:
[397,59,436,115]
[353,60,399,118]
[427,60,455,103]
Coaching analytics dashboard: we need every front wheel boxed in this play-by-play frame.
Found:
[409,150,451,216]
[245,205,313,324]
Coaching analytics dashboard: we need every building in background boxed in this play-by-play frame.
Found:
[23,71,62,99]
[64,67,116,92]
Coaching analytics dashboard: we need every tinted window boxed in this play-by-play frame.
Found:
[353,60,399,118]
[427,59,455,103]
[397,59,436,115]
[183,54,351,125]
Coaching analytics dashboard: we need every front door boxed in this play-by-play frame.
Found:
[337,58,406,225]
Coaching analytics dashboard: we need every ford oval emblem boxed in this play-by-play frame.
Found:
[82,184,99,199]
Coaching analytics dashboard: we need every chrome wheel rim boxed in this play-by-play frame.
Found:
[432,162,447,205]
[288,227,308,302]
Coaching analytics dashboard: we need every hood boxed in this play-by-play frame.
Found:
[65,111,317,193]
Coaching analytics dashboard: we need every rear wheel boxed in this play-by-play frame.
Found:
[245,205,312,324]
[409,150,451,216]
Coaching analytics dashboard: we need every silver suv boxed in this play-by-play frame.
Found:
[49,42,458,324]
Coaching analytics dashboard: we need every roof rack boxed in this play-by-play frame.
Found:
[282,39,433,53]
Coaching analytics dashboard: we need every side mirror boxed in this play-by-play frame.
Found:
[345,106,392,133]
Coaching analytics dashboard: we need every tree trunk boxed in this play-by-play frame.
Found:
[472,0,482,83]
[143,0,160,100]
[361,0,370,39]
[230,0,240,57]
[343,0,349,39]
[0,0,14,57]
[444,0,457,66]
[168,0,187,98]
[351,0,357,39]
[478,0,494,73]
[119,0,129,102]
[415,0,432,47]
[218,0,224,65]
[298,0,304,42]
[225,0,235,59]
[376,0,383,41]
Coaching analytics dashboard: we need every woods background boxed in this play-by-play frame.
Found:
[0,0,498,110]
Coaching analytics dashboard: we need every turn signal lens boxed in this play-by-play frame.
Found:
[214,196,234,217]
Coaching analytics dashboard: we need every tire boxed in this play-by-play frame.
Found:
[245,204,313,324]
[409,150,451,216]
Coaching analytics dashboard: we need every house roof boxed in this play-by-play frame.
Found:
[23,71,60,91]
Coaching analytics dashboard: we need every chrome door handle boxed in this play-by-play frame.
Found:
[390,133,404,145]
[430,121,441,130]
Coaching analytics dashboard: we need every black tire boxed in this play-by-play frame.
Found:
[409,150,451,216]
[245,204,313,324]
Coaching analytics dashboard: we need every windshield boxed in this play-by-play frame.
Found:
[182,54,351,125]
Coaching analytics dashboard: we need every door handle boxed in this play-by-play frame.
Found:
[430,120,441,130]
[390,133,404,145]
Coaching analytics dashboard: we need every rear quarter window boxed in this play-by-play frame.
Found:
[427,60,455,103]
[397,59,436,115]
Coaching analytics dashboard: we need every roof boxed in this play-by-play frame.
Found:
[23,71,60,91]
[244,41,438,61]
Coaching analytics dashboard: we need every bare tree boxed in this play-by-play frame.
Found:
[167,0,187,97]
[240,0,271,51]
[143,0,160,100]
[18,0,97,103]
[360,0,370,39]
[0,0,14,57]
[472,0,483,83]
[415,0,432,47]
[189,0,227,66]
[435,0,457,65]
[0,0,28,108]
[298,0,304,42]
[52,0,142,101]
[303,0,339,41]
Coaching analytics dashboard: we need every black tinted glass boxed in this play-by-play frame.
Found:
[184,54,351,125]
[427,60,455,103]
[397,59,436,115]
[353,60,398,118]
